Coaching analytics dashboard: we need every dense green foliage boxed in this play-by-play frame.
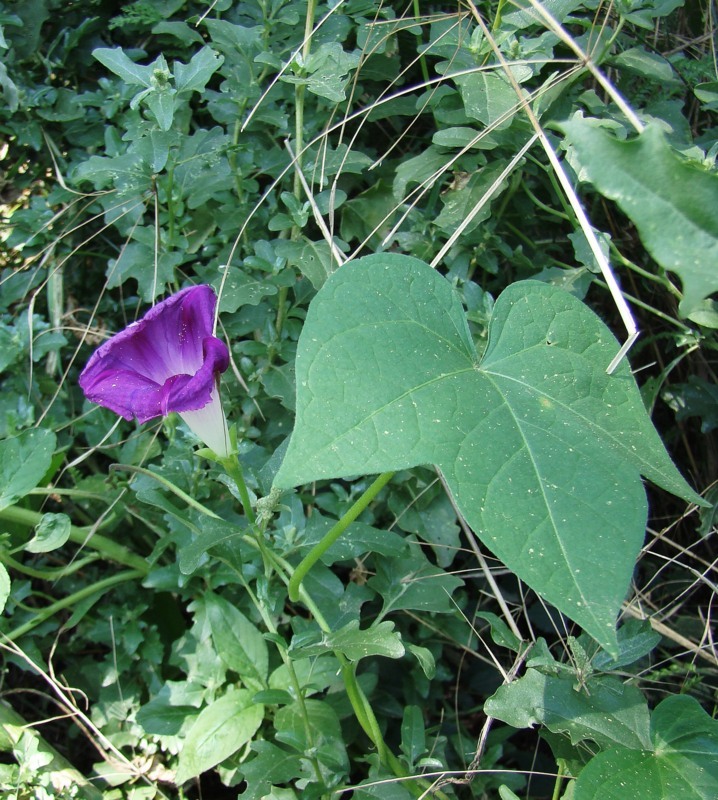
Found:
[0,1,716,798]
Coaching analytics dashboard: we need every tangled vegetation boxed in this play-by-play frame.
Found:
[1,1,716,798]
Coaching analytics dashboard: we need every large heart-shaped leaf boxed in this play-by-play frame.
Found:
[274,254,702,651]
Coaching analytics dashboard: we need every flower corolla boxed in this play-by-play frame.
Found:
[79,285,231,457]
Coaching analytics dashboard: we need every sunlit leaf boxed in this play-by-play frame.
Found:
[275,254,702,651]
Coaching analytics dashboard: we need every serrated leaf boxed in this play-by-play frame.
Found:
[214,267,278,313]
[289,619,405,662]
[175,689,263,784]
[274,254,702,651]
[0,429,56,512]
[106,241,181,301]
[485,668,651,750]
[573,696,718,800]
[561,119,718,316]
[25,512,71,554]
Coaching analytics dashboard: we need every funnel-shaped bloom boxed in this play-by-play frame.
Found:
[79,285,231,457]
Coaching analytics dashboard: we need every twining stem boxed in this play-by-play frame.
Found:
[0,505,148,575]
[288,471,394,602]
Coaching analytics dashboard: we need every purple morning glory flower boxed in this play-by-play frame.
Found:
[79,285,231,457]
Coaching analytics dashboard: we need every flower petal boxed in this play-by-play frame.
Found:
[79,286,229,423]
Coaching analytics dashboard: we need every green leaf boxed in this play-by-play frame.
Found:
[353,782,414,799]
[368,545,463,616]
[289,619,405,662]
[25,512,71,554]
[274,254,702,651]
[485,668,651,751]
[434,162,509,235]
[502,0,584,29]
[612,47,677,84]
[0,429,56,512]
[561,119,718,317]
[92,47,155,87]
[274,699,348,773]
[299,514,407,563]
[662,376,718,434]
[144,87,177,131]
[175,689,263,784]
[178,518,244,574]
[407,644,436,679]
[475,611,523,652]
[213,267,278,313]
[591,618,661,671]
[173,46,223,94]
[106,241,181,301]
[573,696,718,800]
[275,239,339,290]
[239,741,302,800]
[401,705,426,766]
[204,593,268,687]
[455,72,520,130]
[137,687,196,736]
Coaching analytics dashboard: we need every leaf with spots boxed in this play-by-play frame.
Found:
[274,254,703,653]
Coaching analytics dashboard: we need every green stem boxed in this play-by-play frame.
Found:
[288,471,394,602]
[552,760,567,800]
[0,505,148,575]
[292,0,317,205]
[5,569,144,641]
[0,551,98,581]
[238,509,443,797]
[412,0,430,84]
[111,464,220,520]
[219,454,256,526]
[229,568,325,788]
